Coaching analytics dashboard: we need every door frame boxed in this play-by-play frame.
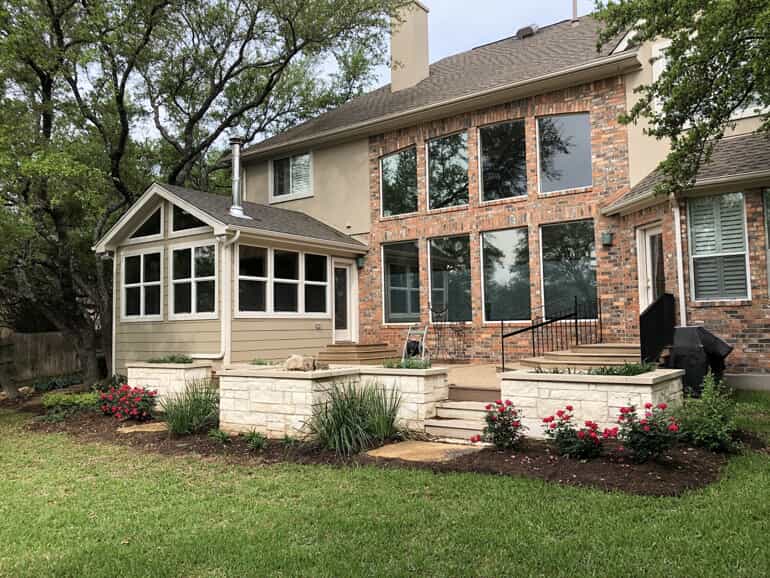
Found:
[636,222,664,312]
[332,258,359,344]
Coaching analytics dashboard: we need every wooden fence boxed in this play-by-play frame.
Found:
[0,332,80,387]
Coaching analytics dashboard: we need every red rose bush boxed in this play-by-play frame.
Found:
[470,399,526,450]
[617,402,680,462]
[543,405,618,459]
[100,384,157,421]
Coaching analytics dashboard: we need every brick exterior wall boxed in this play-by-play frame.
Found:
[358,77,633,363]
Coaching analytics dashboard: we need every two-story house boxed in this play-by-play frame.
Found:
[95,2,770,388]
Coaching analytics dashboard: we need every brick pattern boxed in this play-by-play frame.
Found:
[359,78,632,362]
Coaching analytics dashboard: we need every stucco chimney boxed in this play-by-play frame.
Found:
[229,137,246,219]
[390,1,429,92]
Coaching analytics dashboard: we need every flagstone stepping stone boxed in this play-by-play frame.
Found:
[116,421,168,434]
[366,440,482,463]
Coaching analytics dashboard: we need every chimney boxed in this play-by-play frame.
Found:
[390,1,429,92]
[229,137,248,219]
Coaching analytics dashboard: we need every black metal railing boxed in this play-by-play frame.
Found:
[639,293,675,363]
[500,296,603,372]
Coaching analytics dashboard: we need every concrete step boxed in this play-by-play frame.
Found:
[425,418,484,440]
[541,351,639,363]
[520,357,632,369]
[572,343,640,355]
[436,401,489,420]
[448,385,500,402]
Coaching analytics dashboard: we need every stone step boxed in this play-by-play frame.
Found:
[572,343,640,355]
[436,401,489,420]
[519,357,632,369]
[541,351,639,363]
[425,418,484,440]
[448,385,501,403]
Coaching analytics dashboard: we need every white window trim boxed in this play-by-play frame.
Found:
[477,120,529,205]
[687,193,751,303]
[379,147,420,219]
[168,240,219,321]
[122,205,165,247]
[169,204,211,239]
[535,112,593,195]
[480,228,532,324]
[425,131,470,212]
[427,234,473,325]
[121,246,164,323]
[268,152,314,204]
[235,244,331,319]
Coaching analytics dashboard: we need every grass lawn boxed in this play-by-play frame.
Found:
[1,394,769,577]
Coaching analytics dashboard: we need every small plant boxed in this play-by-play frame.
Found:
[307,381,401,456]
[100,385,157,421]
[208,428,231,445]
[470,400,526,450]
[533,367,578,374]
[281,435,299,447]
[588,362,656,377]
[93,374,128,393]
[617,402,680,462]
[41,391,99,420]
[542,405,618,459]
[678,372,738,452]
[251,358,274,366]
[244,430,267,451]
[33,373,83,393]
[383,358,432,370]
[160,379,219,435]
[147,354,193,364]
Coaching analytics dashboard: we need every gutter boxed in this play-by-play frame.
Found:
[228,224,368,254]
[240,50,642,162]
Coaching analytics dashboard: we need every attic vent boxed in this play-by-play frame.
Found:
[516,24,538,39]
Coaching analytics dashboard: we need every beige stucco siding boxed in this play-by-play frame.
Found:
[230,318,333,363]
[242,138,371,242]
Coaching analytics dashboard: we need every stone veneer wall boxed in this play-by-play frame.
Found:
[126,362,213,402]
[219,366,449,437]
[500,368,684,437]
[358,77,633,363]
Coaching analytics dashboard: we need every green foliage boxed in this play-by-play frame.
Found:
[147,355,193,364]
[41,391,99,421]
[473,400,526,450]
[33,373,83,393]
[595,1,770,195]
[617,403,681,463]
[543,406,618,459]
[93,374,128,393]
[307,381,401,456]
[282,435,299,447]
[383,358,432,370]
[208,428,231,446]
[678,373,738,452]
[588,363,656,377]
[160,379,219,435]
[244,430,267,451]
[251,359,275,366]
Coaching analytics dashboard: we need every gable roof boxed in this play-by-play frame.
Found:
[603,132,770,215]
[242,16,636,160]
[94,183,366,253]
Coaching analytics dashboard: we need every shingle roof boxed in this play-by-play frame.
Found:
[162,184,366,248]
[604,132,770,214]
[243,16,625,157]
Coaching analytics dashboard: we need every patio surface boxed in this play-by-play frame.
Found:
[446,363,514,388]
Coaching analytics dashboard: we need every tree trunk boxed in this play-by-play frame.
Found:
[75,330,101,386]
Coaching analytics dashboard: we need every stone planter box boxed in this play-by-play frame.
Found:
[218,365,449,437]
[500,368,685,438]
[126,362,213,402]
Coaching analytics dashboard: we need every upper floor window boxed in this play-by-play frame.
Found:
[427,132,468,209]
[171,243,217,317]
[688,193,748,301]
[482,228,530,321]
[537,113,592,193]
[172,205,206,232]
[123,250,162,320]
[381,147,418,217]
[272,153,312,202]
[430,234,472,322]
[480,120,527,201]
[130,208,162,240]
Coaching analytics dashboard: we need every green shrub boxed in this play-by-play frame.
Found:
[542,405,619,459]
[251,359,274,366]
[33,373,83,393]
[208,428,231,445]
[281,435,299,447]
[41,391,99,421]
[678,372,738,452]
[470,400,526,450]
[147,354,193,364]
[94,374,128,393]
[160,379,219,435]
[588,362,656,376]
[307,381,401,456]
[617,403,680,462]
[244,430,267,451]
[383,358,431,370]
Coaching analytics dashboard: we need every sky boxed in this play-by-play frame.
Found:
[373,0,598,85]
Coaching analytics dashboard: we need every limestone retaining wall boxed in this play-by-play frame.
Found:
[126,362,213,402]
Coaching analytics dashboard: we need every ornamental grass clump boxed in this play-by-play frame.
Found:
[543,405,618,459]
[617,402,680,463]
[99,385,157,421]
[308,381,401,457]
[470,400,526,450]
[160,379,219,435]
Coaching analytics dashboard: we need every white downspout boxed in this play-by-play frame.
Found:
[672,196,688,327]
[191,229,240,362]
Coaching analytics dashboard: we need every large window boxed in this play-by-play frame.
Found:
[480,120,527,201]
[237,245,328,315]
[383,241,420,323]
[482,228,530,321]
[537,113,592,193]
[427,132,469,209]
[430,235,472,322]
[688,193,748,300]
[272,153,312,200]
[171,244,216,317]
[541,220,597,319]
[381,147,418,217]
[123,251,161,319]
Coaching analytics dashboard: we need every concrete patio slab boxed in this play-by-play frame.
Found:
[366,440,482,463]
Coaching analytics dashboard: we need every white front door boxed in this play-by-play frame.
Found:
[637,224,665,311]
[333,260,358,343]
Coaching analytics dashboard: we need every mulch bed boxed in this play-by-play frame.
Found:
[23,411,762,497]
